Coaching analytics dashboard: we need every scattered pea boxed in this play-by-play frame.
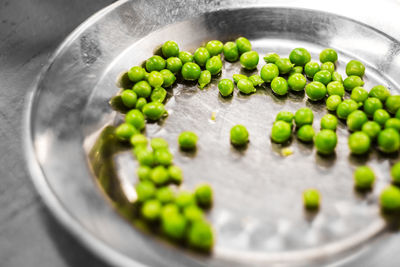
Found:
[232,74,248,84]
[151,87,167,103]
[248,74,264,87]
[297,125,315,142]
[237,78,256,94]
[236,37,252,54]
[271,120,291,143]
[218,79,234,97]
[326,95,342,111]
[154,148,173,166]
[135,181,156,202]
[362,121,381,140]
[321,114,338,131]
[195,184,213,207]
[162,212,187,240]
[162,41,179,58]
[380,185,400,211]
[175,190,195,209]
[142,102,166,121]
[343,75,364,91]
[198,70,212,89]
[271,77,288,96]
[295,107,314,127]
[121,89,137,108]
[289,47,311,66]
[385,118,400,131]
[166,57,183,74]
[391,162,400,185]
[150,165,169,185]
[313,70,331,85]
[141,199,162,221]
[378,128,400,153]
[183,205,204,222]
[205,40,223,56]
[263,52,280,63]
[160,69,176,87]
[369,85,390,102]
[304,61,321,79]
[331,71,343,83]
[385,95,400,114]
[336,99,358,119]
[133,80,152,98]
[276,111,294,126]
[135,97,147,111]
[136,148,154,166]
[320,48,338,63]
[275,58,293,74]
[354,166,375,189]
[178,51,194,64]
[350,87,368,103]
[306,81,327,101]
[206,55,223,75]
[321,62,335,73]
[314,129,337,155]
[230,125,249,146]
[303,189,320,209]
[346,60,365,77]
[115,123,138,141]
[130,134,147,147]
[373,109,390,126]
[348,131,370,155]
[364,97,383,117]
[187,220,214,251]
[178,131,198,150]
[260,63,279,83]
[168,165,183,184]
[327,81,345,97]
[126,109,146,130]
[240,51,259,70]
[288,73,306,91]
[289,66,303,76]
[146,55,166,72]
[347,110,368,132]
[156,186,175,204]
[181,62,201,81]
[128,66,145,82]
[137,165,151,181]
[223,41,239,62]
[194,47,210,67]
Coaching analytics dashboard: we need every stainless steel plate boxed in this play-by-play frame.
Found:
[26,0,400,266]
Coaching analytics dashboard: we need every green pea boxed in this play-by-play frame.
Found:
[166,57,183,74]
[396,109,400,119]
[391,162,400,185]
[331,71,343,83]
[348,131,370,155]
[240,51,259,70]
[195,184,213,207]
[362,121,381,140]
[146,55,166,72]
[183,205,204,222]
[130,134,147,147]
[147,71,164,87]
[350,87,368,103]
[115,123,138,141]
[175,190,195,208]
[135,181,156,202]
[380,185,400,211]
[218,79,234,97]
[136,148,154,166]
[142,102,166,121]
[154,148,173,166]
[198,70,212,89]
[160,69,176,87]
[321,114,338,131]
[263,52,280,64]
[156,187,175,204]
[326,95,342,111]
[128,66,145,82]
[181,62,201,81]
[168,165,183,184]
[315,129,337,155]
[304,61,321,79]
[121,89,137,108]
[232,74,248,84]
[144,71,150,81]
[344,76,364,91]
[133,80,152,98]
[236,37,252,54]
[135,97,147,111]
[289,47,311,66]
[378,128,400,153]
[194,47,210,67]
[347,110,368,132]
[327,81,345,97]
[230,124,249,146]
[223,41,239,62]
[313,70,331,85]
[321,62,335,73]
[150,165,169,185]
[150,138,168,150]
[161,203,179,219]
[178,51,194,64]
[288,73,306,91]
[289,66,303,76]
[373,109,390,126]
[187,220,214,251]
[275,111,294,126]
[336,99,358,119]
[364,97,383,117]
[271,120,291,143]
[297,125,315,142]
[295,107,314,127]
[178,131,198,150]
[137,165,151,181]
[237,78,256,94]
[126,109,145,130]
[385,95,400,114]
[161,212,187,240]
[354,166,375,190]
[248,74,264,87]
[275,58,293,75]
[385,118,400,131]
[306,81,327,101]
[303,189,320,210]
[320,48,338,63]
[205,40,223,56]
[162,40,179,58]
[271,77,288,95]
[141,199,162,221]
[206,55,223,75]
[346,60,365,77]
[260,63,279,82]
[369,85,390,102]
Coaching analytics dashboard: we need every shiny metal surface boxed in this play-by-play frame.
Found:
[26,0,400,266]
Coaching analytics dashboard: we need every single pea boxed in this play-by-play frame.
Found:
[350,87,368,103]
[271,120,291,143]
[187,220,214,251]
[183,205,204,222]
[314,129,337,155]
[344,76,364,91]
[136,148,154,166]
[135,97,147,111]
[354,166,375,190]
[260,63,279,83]
[232,74,248,84]
[161,203,179,219]
[321,62,335,73]
[132,145,148,158]
[150,138,168,150]
[198,70,212,89]
[154,148,174,166]
[306,81,327,101]
[346,60,365,77]
[327,81,345,97]
[141,199,162,221]
[321,114,338,131]
[385,118,400,131]
[275,111,294,126]
[148,71,164,87]
[115,123,137,141]
[288,73,306,91]
[137,165,152,181]
[320,48,338,63]
[396,109,400,119]
[194,47,210,67]
[146,55,166,72]
[289,47,311,66]
[248,74,264,87]
[364,97,383,117]
[380,185,400,211]
[178,51,194,64]
[130,134,147,147]
[369,85,390,102]
[385,95,400,114]
[303,189,320,209]
[237,78,256,94]
[206,55,223,75]
[289,66,303,76]
[195,184,213,207]
[326,95,342,111]
[178,131,198,150]
[236,37,252,54]
[121,89,137,108]
[295,107,314,127]
[143,102,166,121]
[168,165,183,184]
[362,121,381,140]
[331,71,343,83]
[263,52,280,64]
[230,124,249,146]
[175,190,196,209]
[336,99,358,119]
[218,79,234,97]
[135,180,156,202]
[162,40,179,58]
[347,110,368,132]
[205,40,223,56]
[128,66,145,82]
[313,70,332,85]
[151,87,167,104]
[161,212,187,240]
[181,62,201,81]
[378,128,400,153]
[166,57,183,74]
[133,80,152,98]
[391,162,400,185]
[275,58,293,75]
[240,51,259,70]
[223,41,239,62]
[348,131,370,155]
[271,77,289,96]
[160,69,176,88]
[297,125,315,142]
[150,165,169,185]
[373,109,390,126]
[125,109,145,130]
[156,187,175,204]
[304,61,321,79]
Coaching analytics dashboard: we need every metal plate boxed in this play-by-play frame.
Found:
[26,0,400,266]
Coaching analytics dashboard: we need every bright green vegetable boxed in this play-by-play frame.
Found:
[303,189,320,209]
[168,165,183,184]
[288,73,306,91]
[135,181,156,202]
[162,212,187,239]
[391,162,400,185]
[166,57,183,74]
[137,165,152,181]
[332,71,343,83]
[321,114,338,131]
[205,40,223,56]
[195,184,213,207]
[154,148,173,166]
[327,81,345,97]
[178,51,194,64]
[275,111,294,126]
[304,61,320,79]
[346,60,365,77]
[380,185,400,211]
[151,87,167,103]
[175,190,195,209]
[183,205,204,221]
[146,55,166,72]
[115,123,137,141]
[326,95,342,111]
[295,107,314,127]
[130,134,147,147]
[364,97,383,117]
[320,48,338,63]
[230,124,249,146]
[178,131,198,150]
[121,89,137,108]
[373,109,390,126]
[343,75,364,91]
[237,78,256,94]
[194,47,210,67]
[133,80,152,98]
[198,70,212,89]
[378,128,400,153]
[289,47,311,66]
[128,66,146,82]
[160,69,176,87]
[136,148,154,166]
[263,52,280,63]
[206,55,223,75]
[236,37,252,54]
[141,199,162,221]
[142,102,166,121]
[181,62,201,81]
[385,95,400,114]
[271,120,291,143]
[218,79,234,97]
[297,125,315,142]
[289,66,303,76]
[354,166,375,189]
[385,118,400,131]
[260,63,279,83]
[126,109,145,130]
[362,121,381,140]
[271,77,288,95]
[369,85,390,102]
[156,187,175,204]
[232,74,248,84]
[147,71,164,87]
[187,220,214,251]
[321,62,335,73]
[336,99,358,119]
[240,51,259,70]
[275,58,293,74]
[135,97,147,111]
[314,129,337,155]
[305,81,327,101]
[348,131,370,155]
[313,70,331,85]
[150,165,169,185]
[162,41,179,58]
[223,41,239,62]
[347,110,368,132]
[150,137,168,150]
[248,75,264,87]
[350,87,368,103]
